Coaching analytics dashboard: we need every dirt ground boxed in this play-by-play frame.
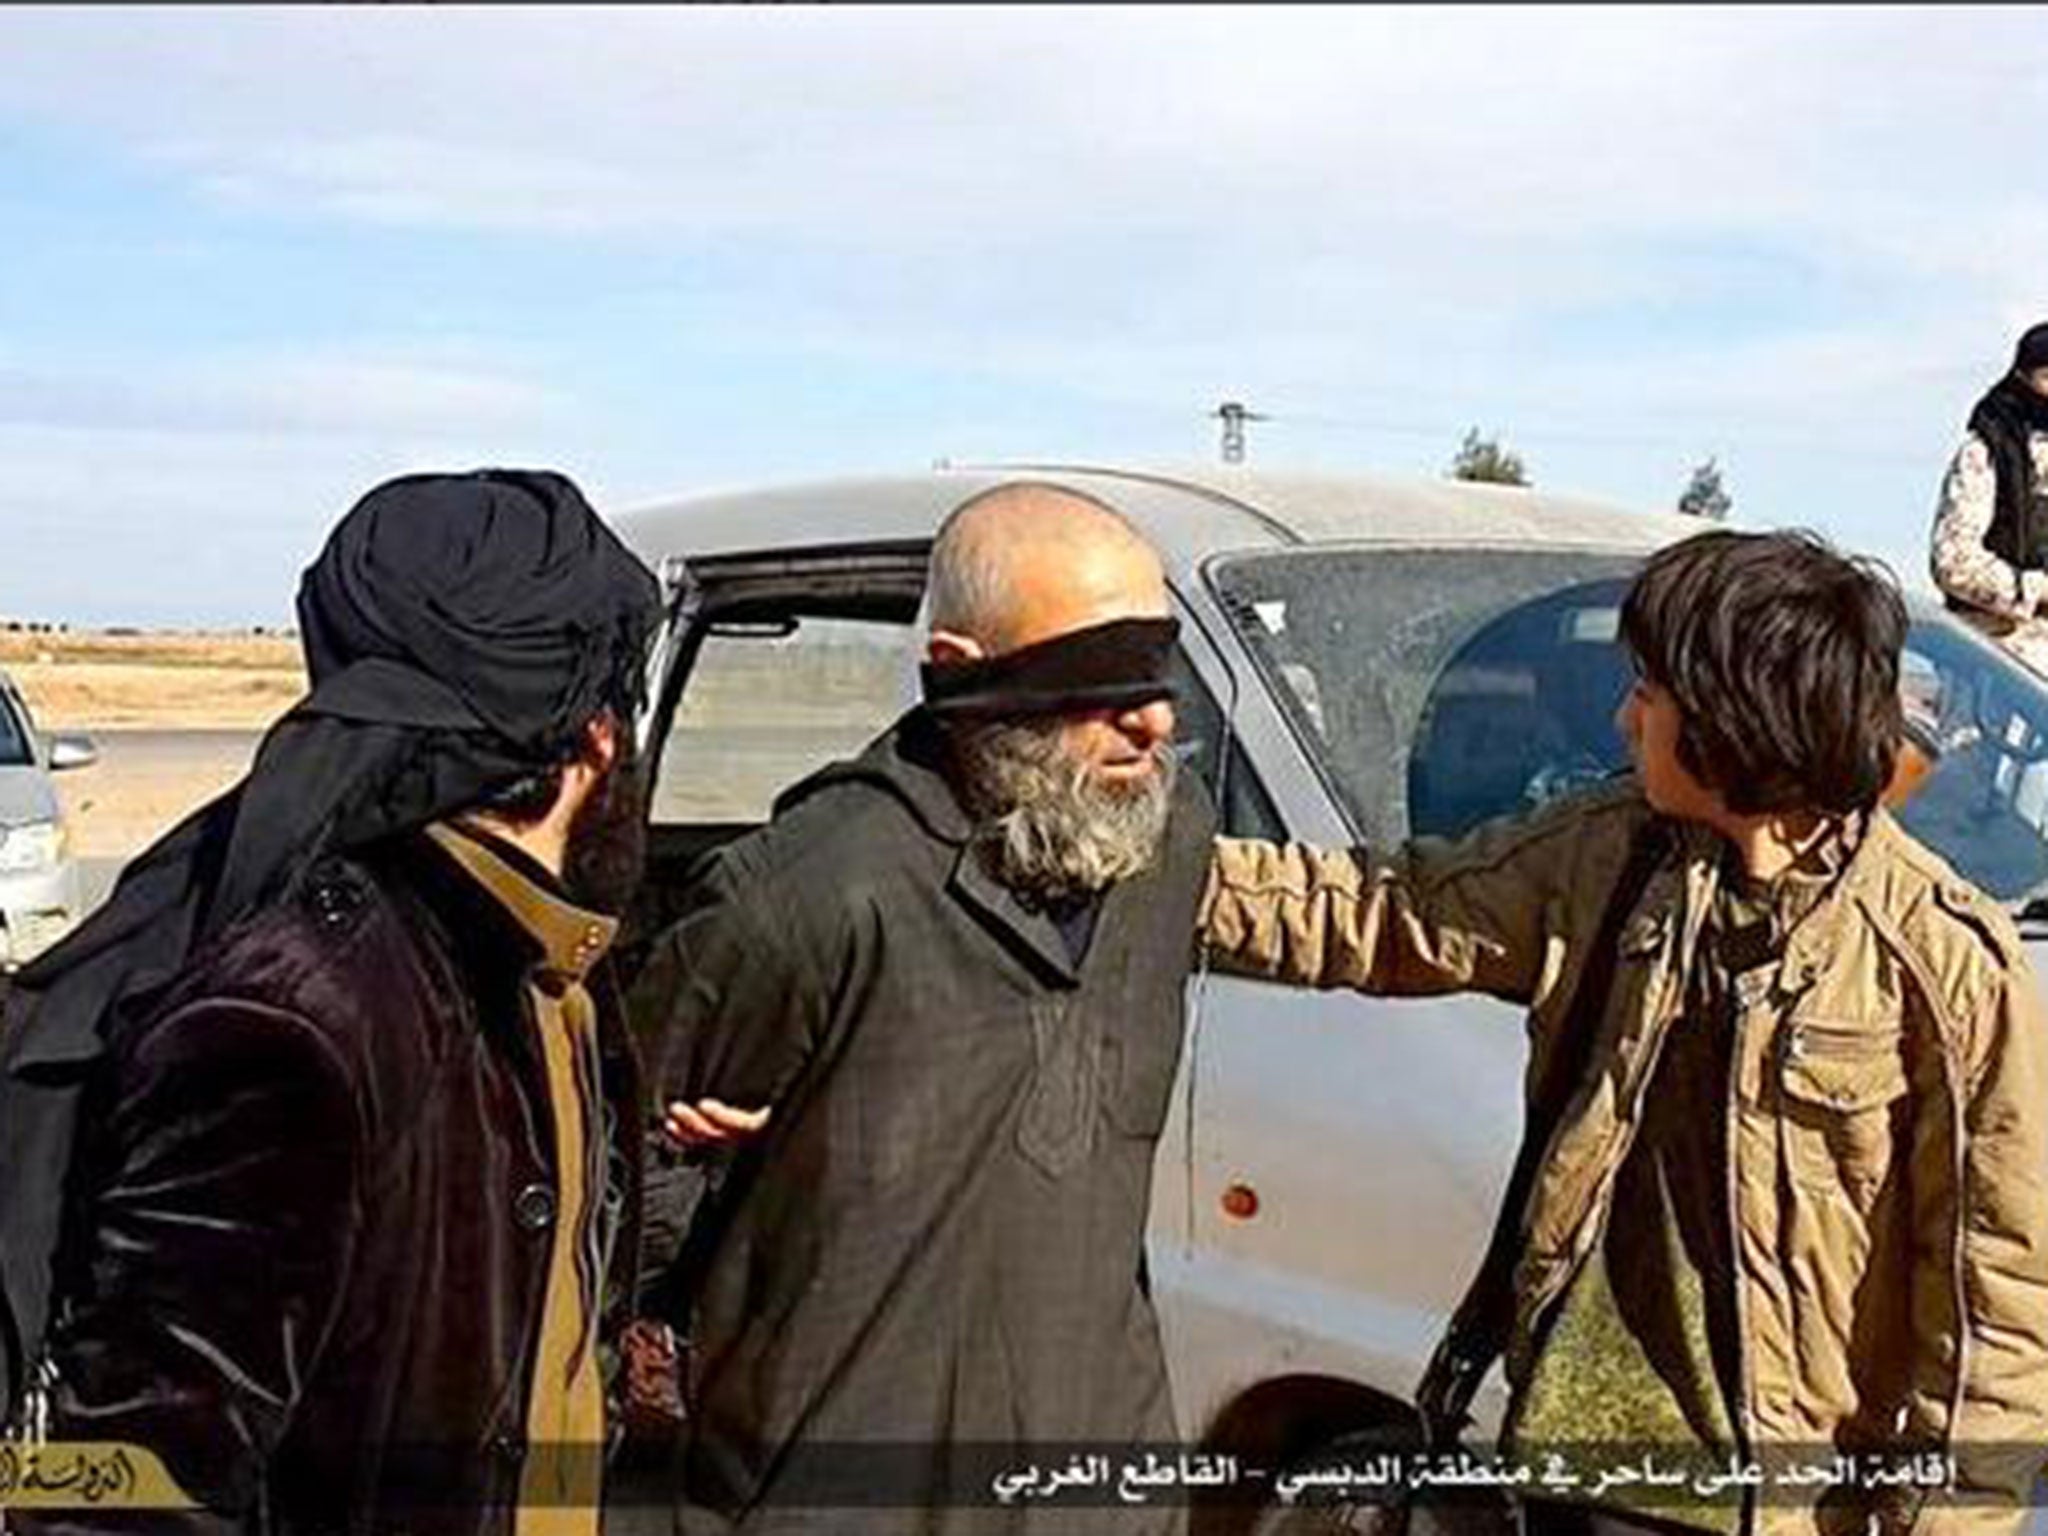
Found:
[2,633,299,860]
[45,732,263,861]
[0,632,305,731]
[4,628,899,863]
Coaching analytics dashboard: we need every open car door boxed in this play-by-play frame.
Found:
[620,538,933,986]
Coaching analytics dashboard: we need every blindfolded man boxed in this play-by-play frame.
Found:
[626,482,1214,1534]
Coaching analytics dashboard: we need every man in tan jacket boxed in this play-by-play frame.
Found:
[1204,528,2048,1536]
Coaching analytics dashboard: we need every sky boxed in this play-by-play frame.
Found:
[2,4,2045,628]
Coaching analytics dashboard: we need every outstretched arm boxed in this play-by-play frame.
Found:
[1198,790,1642,1006]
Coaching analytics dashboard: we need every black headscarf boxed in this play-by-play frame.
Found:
[0,468,662,1416]
[1968,322,2048,570]
[919,616,1181,717]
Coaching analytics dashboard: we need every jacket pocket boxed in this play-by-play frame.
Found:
[1773,1019,1910,1208]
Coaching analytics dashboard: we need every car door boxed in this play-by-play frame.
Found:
[620,538,931,983]
[1165,545,1647,1444]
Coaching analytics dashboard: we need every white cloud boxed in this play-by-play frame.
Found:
[0,7,2040,356]
[0,7,2031,256]
[0,348,585,625]
[1,5,2045,619]
[0,351,562,438]
[151,135,669,234]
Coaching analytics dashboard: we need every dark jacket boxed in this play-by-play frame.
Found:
[15,831,644,1536]
[629,711,1216,1536]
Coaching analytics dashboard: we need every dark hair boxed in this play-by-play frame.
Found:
[466,708,628,825]
[2014,321,2048,375]
[1618,528,1906,816]
[469,760,569,824]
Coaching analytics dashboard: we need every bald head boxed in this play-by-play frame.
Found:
[925,483,1180,897]
[926,482,1168,656]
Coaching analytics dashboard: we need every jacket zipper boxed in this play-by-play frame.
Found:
[1725,993,1759,1533]
[1863,909,1970,1455]
[1944,1022,1970,1453]
[1518,858,1714,1369]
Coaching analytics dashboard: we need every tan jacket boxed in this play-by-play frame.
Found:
[1200,782,2048,1534]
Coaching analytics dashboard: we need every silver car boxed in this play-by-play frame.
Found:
[616,465,2048,1513]
[0,669,96,969]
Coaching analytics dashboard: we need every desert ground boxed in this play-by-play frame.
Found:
[1,631,304,730]
[2,631,299,863]
[3,626,904,890]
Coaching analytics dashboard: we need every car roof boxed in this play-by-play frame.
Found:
[615,461,1708,574]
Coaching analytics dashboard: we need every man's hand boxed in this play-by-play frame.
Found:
[662,1097,771,1151]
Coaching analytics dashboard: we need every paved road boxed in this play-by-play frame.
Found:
[67,721,865,917]
[79,856,123,914]
[82,727,264,775]
[68,729,262,916]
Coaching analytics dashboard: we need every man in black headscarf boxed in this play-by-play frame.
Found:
[1931,321,2048,675]
[0,469,663,1536]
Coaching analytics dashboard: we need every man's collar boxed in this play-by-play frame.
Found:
[423,821,618,986]
[773,708,974,845]
[1743,810,1892,992]
[779,708,1192,988]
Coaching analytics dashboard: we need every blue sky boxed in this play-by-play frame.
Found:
[2,5,2045,627]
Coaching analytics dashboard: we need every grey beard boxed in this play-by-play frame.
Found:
[952,716,1177,907]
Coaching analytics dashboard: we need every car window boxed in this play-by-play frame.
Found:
[1168,645,1286,841]
[0,686,34,768]
[650,615,921,825]
[1210,548,1641,846]
[1890,621,2048,903]
[649,597,1282,838]
[1210,545,2048,907]
[1405,576,1635,840]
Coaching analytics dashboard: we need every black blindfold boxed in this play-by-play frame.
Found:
[920,615,1180,718]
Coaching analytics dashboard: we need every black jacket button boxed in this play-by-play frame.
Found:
[311,883,360,929]
[515,1182,556,1232]
[489,1430,525,1464]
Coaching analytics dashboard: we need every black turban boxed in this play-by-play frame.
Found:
[0,468,662,1416]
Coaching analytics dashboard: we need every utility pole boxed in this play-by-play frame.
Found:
[1212,400,1267,465]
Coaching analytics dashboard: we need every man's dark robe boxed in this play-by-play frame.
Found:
[14,831,644,1536]
[629,710,1215,1534]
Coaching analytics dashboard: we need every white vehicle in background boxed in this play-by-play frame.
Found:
[615,464,2048,1533]
[0,670,96,969]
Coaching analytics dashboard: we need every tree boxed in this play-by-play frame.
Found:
[1448,427,1530,486]
[1678,457,1732,520]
